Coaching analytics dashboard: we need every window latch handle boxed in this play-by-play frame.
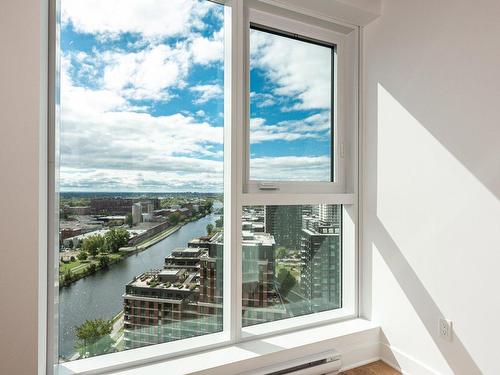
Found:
[258,183,279,191]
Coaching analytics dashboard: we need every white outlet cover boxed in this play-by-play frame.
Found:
[439,318,453,341]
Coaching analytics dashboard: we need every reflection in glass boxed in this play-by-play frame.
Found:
[242,205,342,326]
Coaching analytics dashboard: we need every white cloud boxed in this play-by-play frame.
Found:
[62,0,215,39]
[66,30,224,102]
[101,43,191,100]
[191,28,224,65]
[250,112,331,143]
[60,58,224,191]
[190,84,223,104]
[62,0,225,103]
[58,1,228,191]
[60,167,223,192]
[250,28,332,110]
[250,92,276,108]
[250,156,330,181]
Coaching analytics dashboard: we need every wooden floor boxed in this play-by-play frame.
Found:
[339,361,401,375]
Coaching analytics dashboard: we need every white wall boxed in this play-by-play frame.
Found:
[362,0,500,374]
[0,0,45,374]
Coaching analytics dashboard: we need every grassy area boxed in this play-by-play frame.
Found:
[59,226,182,287]
[59,259,82,273]
[59,254,127,286]
[59,212,210,288]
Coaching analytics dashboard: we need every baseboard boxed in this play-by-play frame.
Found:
[338,341,380,371]
[380,342,441,375]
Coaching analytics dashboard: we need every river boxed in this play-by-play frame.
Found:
[58,213,218,359]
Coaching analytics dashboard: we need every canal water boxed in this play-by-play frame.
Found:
[58,213,218,359]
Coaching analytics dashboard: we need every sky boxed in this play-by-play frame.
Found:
[60,0,332,192]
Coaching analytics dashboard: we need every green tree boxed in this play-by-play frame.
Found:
[74,319,113,357]
[107,220,122,227]
[215,216,223,228]
[125,213,134,227]
[277,268,297,297]
[98,254,110,268]
[276,247,287,259]
[203,200,214,213]
[104,227,130,253]
[169,212,180,225]
[87,263,97,273]
[82,235,105,257]
[62,269,73,284]
[77,251,88,261]
[206,223,214,236]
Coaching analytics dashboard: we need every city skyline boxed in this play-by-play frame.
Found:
[122,204,341,351]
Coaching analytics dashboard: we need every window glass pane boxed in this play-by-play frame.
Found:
[249,27,334,182]
[241,205,342,326]
[57,0,225,362]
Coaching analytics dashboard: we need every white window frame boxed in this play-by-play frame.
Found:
[238,4,359,340]
[243,8,352,195]
[47,0,360,374]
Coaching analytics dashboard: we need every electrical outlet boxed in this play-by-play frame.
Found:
[439,318,453,341]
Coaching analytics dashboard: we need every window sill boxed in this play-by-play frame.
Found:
[59,319,379,375]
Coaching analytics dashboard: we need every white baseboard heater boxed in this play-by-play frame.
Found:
[248,351,341,375]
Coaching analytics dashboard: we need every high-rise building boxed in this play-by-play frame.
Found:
[300,224,341,313]
[132,203,142,225]
[318,204,341,230]
[241,230,287,326]
[264,205,303,250]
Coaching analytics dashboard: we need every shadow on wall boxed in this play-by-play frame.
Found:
[362,81,493,374]
[371,218,482,375]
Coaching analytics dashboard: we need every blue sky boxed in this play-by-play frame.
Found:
[60,0,332,192]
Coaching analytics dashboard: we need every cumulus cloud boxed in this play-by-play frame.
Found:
[250,28,332,110]
[250,112,331,143]
[250,156,330,181]
[190,84,223,104]
[58,0,229,191]
[61,0,215,39]
[101,43,191,100]
[250,92,277,108]
[191,28,224,65]
[60,167,223,192]
[63,30,224,103]
[60,57,224,192]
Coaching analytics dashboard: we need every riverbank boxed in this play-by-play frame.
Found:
[58,212,219,359]
[59,212,210,288]
[120,224,181,252]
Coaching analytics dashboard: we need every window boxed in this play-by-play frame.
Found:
[55,0,225,363]
[249,26,335,183]
[48,1,359,373]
